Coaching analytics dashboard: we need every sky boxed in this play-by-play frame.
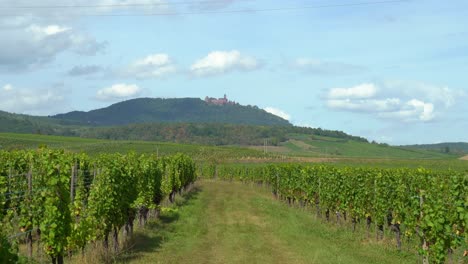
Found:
[0,0,467,145]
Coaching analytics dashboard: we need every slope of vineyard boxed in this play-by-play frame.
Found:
[0,132,263,159]
[255,134,456,159]
[0,132,461,161]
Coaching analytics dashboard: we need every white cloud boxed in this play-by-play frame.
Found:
[378,99,434,122]
[0,23,105,72]
[0,84,66,115]
[292,58,366,75]
[264,107,291,121]
[123,54,176,79]
[2,84,13,91]
[328,83,377,99]
[29,24,71,37]
[324,81,463,123]
[327,98,401,112]
[190,50,259,76]
[0,0,239,73]
[382,80,465,108]
[96,83,142,101]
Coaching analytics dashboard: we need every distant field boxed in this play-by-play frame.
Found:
[250,133,458,160]
[1,133,466,171]
[0,133,264,160]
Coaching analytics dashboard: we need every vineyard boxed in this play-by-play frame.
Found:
[202,163,468,263]
[0,148,196,263]
[1,147,467,263]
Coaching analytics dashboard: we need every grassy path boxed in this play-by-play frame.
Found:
[119,180,416,264]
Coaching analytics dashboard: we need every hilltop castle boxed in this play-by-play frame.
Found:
[204,94,235,106]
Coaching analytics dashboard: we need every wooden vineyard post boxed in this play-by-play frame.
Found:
[27,167,33,259]
[69,161,77,259]
[93,164,97,181]
[373,177,377,240]
[276,172,279,199]
[420,190,429,264]
[317,176,321,218]
[70,161,76,203]
[8,167,12,192]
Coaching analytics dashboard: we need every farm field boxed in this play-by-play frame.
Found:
[1,133,467,171]
[1,134,466,263]
[251,134,459,160]
[0,132,264,160]
[112,180,417,264]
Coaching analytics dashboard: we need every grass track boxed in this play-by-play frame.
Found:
[119,180,417,264]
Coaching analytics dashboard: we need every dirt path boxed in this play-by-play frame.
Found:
[460,155,468,160]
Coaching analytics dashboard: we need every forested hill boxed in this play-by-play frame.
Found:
[52,97,291,126]
[403,142,468,154]
[0,97,370,146]
[77,123,368,146]
[0,110,59,133]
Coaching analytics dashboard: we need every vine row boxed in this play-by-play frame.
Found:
[202,163,467,263]
[0,149,196,263]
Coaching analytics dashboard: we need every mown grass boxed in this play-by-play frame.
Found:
[116,181,418,264]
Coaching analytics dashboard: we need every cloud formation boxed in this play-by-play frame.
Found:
[264,107,291,121]
[190,50,259,77]
[324,81,463,122]
[328,83,377,99]
[0,83,67,115]
[0,23,105,72]
[96,83,142,101]
[122,54,176,79]
[291,58,366,75]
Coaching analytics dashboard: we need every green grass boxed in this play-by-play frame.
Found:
[0,132,264,160]
[117,181,417,264]
[2,132,466,171]
[1,132,460,161]
[323,157,468,171]
[276,134,458,159]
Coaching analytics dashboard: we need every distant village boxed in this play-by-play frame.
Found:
[204,94,236,106]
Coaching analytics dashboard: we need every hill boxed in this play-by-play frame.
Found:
[0,97,369,147]
[0,110,65,133]
[0,132,262,159]
[76,122,367,146]
[0,97,461,161]
[253,133,457,160]
[52,97,291,126]
[403,142,468,154]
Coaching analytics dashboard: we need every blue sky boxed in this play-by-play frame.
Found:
[0,0,467,145]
